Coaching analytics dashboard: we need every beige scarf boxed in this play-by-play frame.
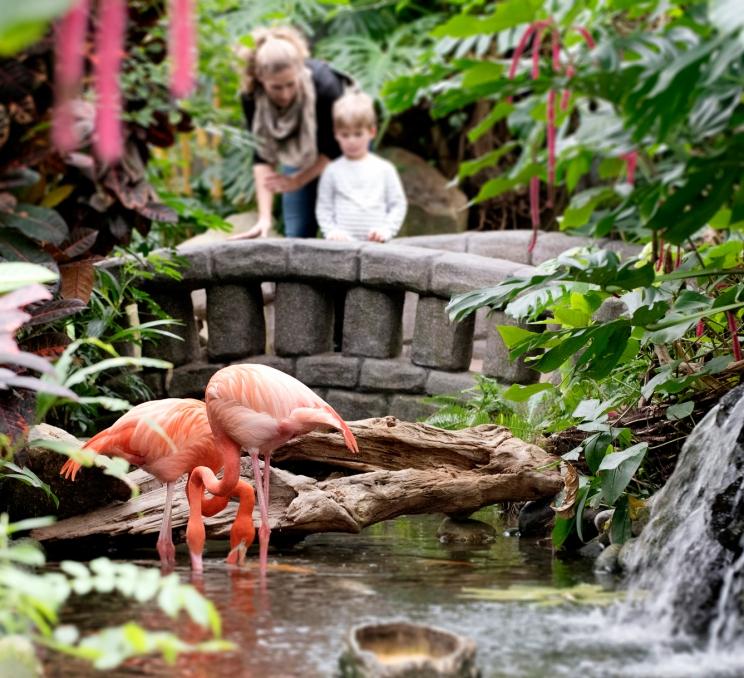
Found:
[252,66,317,169]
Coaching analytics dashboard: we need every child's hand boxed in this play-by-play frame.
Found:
[368,229,389,243]
[327,230,352,241]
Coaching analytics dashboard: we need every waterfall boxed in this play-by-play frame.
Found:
[621,385,744,647]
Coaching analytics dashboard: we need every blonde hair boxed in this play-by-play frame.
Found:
[240,26,310,93]
[332,91,376,131]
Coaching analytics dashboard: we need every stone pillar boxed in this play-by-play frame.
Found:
[206,284,265,361]
[482,311,540,384]
[343,286,404,358]
[274,282,334,356]
[411,296,474,371]
[142,291,200,366]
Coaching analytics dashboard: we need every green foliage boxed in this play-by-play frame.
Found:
[449,246,743,399]
[0,0,73,55]
[0,515,232,669]
[423,375,539,442]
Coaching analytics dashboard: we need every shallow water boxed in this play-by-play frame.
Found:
[44,509,744,677]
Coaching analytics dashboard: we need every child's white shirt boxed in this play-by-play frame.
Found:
[316,153,407,241]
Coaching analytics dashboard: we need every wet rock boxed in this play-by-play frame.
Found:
[339,621,480,678]
[595,543,623,574]
[0,424,131,522]
[577,538,604,560]
[437,517,496,545]
[621,385,744,639]
[518,497,555,538]
[594,509,614,533]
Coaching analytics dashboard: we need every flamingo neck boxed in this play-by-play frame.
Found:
[210,434,241,496]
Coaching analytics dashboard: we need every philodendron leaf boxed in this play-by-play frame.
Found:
[666,401,694,420]
[598,443,648,505]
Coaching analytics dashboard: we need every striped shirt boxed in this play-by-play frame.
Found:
[316,154,407,241]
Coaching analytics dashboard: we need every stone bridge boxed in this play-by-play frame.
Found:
[134,230,633,421]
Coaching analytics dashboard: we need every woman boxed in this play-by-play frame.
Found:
[235,27,351,239]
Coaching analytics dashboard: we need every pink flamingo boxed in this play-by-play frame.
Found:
[60,398,255,570]
[198,363,358,572]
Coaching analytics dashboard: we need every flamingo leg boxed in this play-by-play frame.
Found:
[156,481,176,568]
[250,450,270,573]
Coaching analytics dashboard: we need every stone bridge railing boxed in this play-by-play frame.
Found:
[134,231,634,421]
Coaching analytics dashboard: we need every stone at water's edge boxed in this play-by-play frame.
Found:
[621,384,744,641]
[339,621,480,678]
[437,517,496,545]
[0,424,131,522]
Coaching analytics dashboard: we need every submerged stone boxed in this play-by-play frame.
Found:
[339,621,479,678]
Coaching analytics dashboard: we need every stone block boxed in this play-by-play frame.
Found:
[206,284,265,361]
[429,252,525,296]
[411,296,474,371]
[393,234,467,253]
[593,298,629,323]
[426,370,477,395]
[141,370,167,399]
[360,358,427,393]
[482,312,540,384]
[232,354,296,376]
[389,394,438,422]
[296,354,361,388]
[324,389,389,421]
[287,240,362,282]
[167,362,223,398]
[170,244,212,284]
[142,291,200,367]
[343,287,404,358]
[359,244,439,293]
[274,282,335,356]
[211,239,287,281]
[464,231,533,264]
[530,231,592,265]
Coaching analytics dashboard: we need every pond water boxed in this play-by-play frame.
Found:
[44,509,744,677]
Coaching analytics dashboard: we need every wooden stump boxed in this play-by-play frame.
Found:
[33,417,563,545]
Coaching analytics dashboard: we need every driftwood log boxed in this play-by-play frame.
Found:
[33,417,563,546]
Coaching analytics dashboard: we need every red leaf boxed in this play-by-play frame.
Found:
[23,298,86,326]
[59,260,95,302]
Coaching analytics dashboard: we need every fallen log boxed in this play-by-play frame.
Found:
[33,417,563,545]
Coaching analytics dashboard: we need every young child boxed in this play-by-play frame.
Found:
[315,91,407,242]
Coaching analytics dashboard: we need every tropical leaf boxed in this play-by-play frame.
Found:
[0,204,68,246]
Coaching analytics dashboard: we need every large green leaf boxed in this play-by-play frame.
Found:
[0,0,74,54]
[0,262,57,293]
[709,0,744,36]
[432,0,542,38]
[598,443,648,505]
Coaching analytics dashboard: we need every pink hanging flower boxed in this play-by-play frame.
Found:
[93,0,127,164]
[52,0,90,154]
[624,150,638,185]
[169,0,197,98]
[727,312,742,362]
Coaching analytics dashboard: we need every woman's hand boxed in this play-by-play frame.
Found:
[263,170,300,194]
[228,217,272,240]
